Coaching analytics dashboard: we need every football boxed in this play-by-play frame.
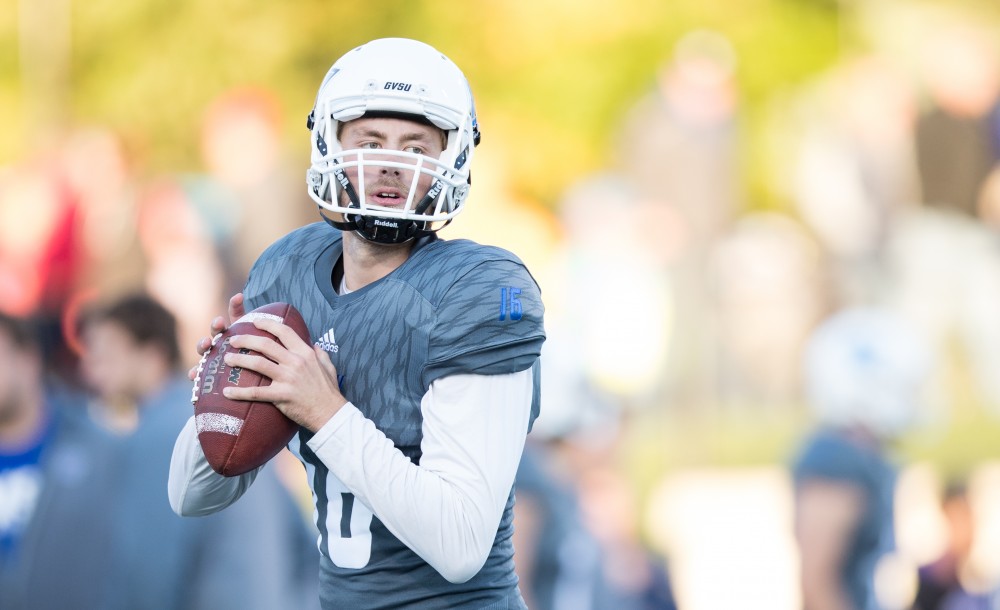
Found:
[191,302,309,476]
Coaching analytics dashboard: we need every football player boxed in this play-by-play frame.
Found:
[169,38,545,610]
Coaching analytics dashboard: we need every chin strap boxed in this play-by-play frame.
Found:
[319,209,453,245]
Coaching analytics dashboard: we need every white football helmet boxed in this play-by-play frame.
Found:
[306,38,481,244]
[804,307,933,438]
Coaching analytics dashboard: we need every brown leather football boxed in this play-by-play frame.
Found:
[191,302,309,476]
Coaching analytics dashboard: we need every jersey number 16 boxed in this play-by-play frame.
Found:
[498,287,522,321]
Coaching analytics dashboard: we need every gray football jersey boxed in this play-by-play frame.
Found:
[243,223,545,610]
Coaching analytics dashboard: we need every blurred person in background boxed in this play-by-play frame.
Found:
[78,294,320,610]
[59,127,145,301]
[514,439,609,610]
[788,56,920,306]
[515,439,678,610]
[709,212,828,411]
[900,18,1000,415]
[0,158,86,382]
[881,207,1000,413]
[544,174,674,411]
[792,307,933,610]
[615,29,740,246]
[136,178,230,363]
[914,20,1000,221]
[514,351,678,610]
[577,462,678,610]
[512,336,619,610]
[912,480,991,610]
[613,30,741,410]
[0,310,117,609]
[194,87,316,286]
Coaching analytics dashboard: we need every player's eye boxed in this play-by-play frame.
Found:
[360,142,381,150]
[404,145,424,155]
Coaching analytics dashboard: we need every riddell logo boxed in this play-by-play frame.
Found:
[373,219,398,228]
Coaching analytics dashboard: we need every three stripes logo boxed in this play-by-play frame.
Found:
[316,328,339,353]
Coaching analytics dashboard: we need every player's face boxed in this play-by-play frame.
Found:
[80,321,142,403]
[338,117,446,210]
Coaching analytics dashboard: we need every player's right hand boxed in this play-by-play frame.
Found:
[187,293,246,381]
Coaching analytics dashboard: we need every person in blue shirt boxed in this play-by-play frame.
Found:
[792,307,933,610]
[169,38,545,610]
[0,310,118,609]
[79,294,320,610]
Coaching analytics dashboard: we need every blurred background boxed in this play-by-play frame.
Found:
[4,0,1000,608]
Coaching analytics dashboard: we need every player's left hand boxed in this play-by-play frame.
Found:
[222,316,348,432]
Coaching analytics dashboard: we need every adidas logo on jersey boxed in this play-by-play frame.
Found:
[315,328,339,353]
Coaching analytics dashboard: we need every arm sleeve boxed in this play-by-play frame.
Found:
[306,369,533,583]
[167,416,262,516]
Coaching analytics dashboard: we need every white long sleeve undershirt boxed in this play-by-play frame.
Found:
[168,369,533,583]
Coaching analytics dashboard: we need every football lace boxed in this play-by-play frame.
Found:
[190,331,224,405]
